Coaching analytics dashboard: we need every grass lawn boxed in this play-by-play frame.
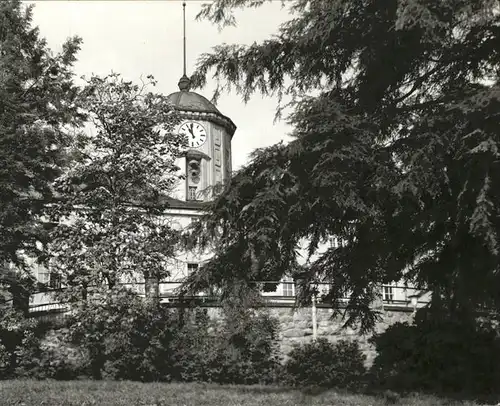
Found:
[0,380,486,406]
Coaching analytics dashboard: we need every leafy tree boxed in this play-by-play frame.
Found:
[184,0,500,331]
[48,73,186,301]
[0,0,83,279]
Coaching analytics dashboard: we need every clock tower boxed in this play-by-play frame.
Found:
[167,75,236,202]
[166,3,235,204]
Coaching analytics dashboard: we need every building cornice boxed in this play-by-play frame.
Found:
[175,108,236,138]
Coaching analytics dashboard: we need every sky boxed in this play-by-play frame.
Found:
[28,0,294,171]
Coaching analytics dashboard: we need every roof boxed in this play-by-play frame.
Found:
[167,74,237,137]
[167,90,220,114]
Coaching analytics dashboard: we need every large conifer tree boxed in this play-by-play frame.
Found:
[184,0,500,330]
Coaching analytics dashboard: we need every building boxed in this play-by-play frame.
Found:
[27,69,427,315]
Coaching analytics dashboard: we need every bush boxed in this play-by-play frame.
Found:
[0,308,37,379]
[169,308,219,382]
[214,306,281,385]
[0,307,77,380]
[14,327,87,380]
[6,289,281,384]
[67,288,180,381]
[66,292,281,384]
[282,338,366,388]
[170,306,281,385]
[370,317,500,395]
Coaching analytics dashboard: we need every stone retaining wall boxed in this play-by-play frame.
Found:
[38,304,415,367]
[267,306,414,366]
[205,304,414,366]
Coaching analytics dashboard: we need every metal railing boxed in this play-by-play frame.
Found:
[27,281,430,315]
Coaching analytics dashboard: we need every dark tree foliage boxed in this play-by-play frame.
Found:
[370,317,500,395]
[0,0,83,270]
[183,0,500,331]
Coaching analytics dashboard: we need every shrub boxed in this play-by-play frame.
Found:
[170,306,281,385]
[30,290,281,384]
[214,306,281,385]
[67,288,180,381]
[282,338,366,388]
[169,308,219,382]
[219,313,280,384]
[0,307,37,379]
[0,307,74,380]
[370,317,500,395]
[14,328,86,380]
[0,342,9,373]
[9,289,280,384]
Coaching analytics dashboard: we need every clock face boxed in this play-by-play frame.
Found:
[179,121,207,148]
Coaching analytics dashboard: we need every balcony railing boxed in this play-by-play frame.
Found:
[27,281,430,315]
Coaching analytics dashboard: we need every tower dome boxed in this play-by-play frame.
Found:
[167,75,220,114]
[167,74,236,137]
[167,91,220,114]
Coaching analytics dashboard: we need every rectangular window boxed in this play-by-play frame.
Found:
[383,286,394,302]
[329,236,340,248]
[187,263,199,275]
[49,273,62,290]
[188,186,197,201]
[282,282,295,297]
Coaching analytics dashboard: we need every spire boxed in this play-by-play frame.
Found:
[178,1,191,91]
